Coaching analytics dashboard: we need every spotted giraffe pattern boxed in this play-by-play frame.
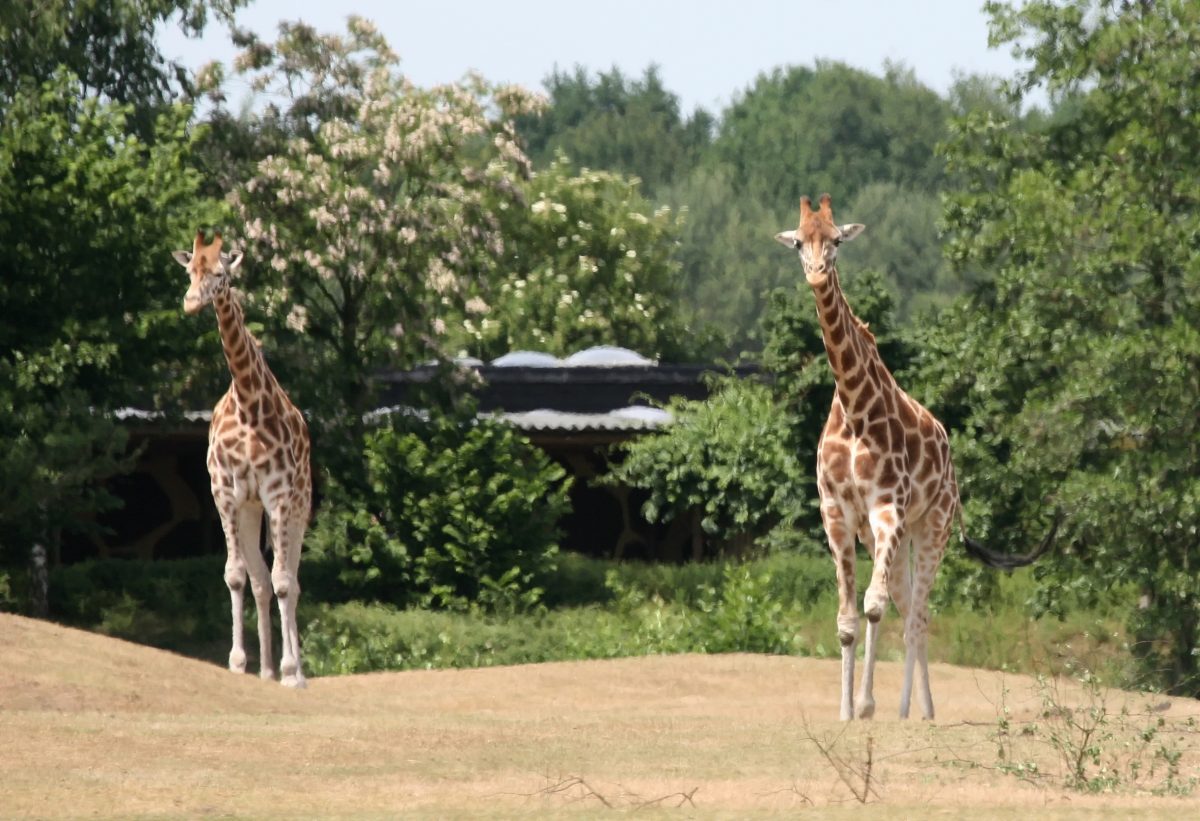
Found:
[776,195,957,721]
[174,231,311,688]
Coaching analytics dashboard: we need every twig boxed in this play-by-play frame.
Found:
[799,715,881,804]
[632,786,699,809]
[510,773,701,810]
[760,783,814,805]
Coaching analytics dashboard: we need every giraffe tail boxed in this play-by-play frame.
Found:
[957,506,1062,570]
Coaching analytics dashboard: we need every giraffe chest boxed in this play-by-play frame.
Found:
[207,396,302,507]
[208,431,290,501]
[817,395,949,521]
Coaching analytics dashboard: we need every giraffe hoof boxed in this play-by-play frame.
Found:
[228,650,247,674]
[856,700,876,720]
[281,674,307,689]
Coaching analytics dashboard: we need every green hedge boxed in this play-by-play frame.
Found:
[48,556,230,660]
[42,549,1135,687]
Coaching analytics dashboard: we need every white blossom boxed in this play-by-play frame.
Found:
[285,304,308,332]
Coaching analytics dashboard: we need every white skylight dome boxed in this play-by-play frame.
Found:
[490,350,563,367]
[563,346,655,367]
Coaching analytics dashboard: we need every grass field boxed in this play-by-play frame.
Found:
[2,612,1199,818]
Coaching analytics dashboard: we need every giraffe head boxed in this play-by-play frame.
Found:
[775,194,865,285]
[172,230,243,315]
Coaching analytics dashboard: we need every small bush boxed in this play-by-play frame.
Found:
[307,408,572,612]
[47,556,229,659]
[603,378,806,556]
[991,669,1197,796]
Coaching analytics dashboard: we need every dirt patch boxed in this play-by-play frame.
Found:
[2,613,1198,818]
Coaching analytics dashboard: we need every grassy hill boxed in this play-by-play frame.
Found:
[2,613,1198,817]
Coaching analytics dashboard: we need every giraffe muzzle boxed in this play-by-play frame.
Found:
[184,293,205,315]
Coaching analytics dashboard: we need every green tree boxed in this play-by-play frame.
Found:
[916,0,1200,693]
[659,163,782,352]
[714,61,950,214]
[221,19,544,469]
[517,65,713,195]
[445,155,711,362]
[665,63,952,348]
[0,71,224,589]
[604,377,805,557]
[0,1,245,134]
[843,182,960,319]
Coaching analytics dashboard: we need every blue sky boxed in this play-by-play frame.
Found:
[161,0,1033,113]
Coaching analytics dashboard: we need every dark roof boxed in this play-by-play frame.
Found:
[117,346,761,437]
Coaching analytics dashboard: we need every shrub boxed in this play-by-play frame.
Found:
[301,552,833,674]
[603,377,806,556]
[47,556,229,659]
[308,408,572,612]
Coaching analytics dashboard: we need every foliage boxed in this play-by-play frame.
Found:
[47,556,229,651]
[604,377,805,556]
[0,0,244,134]
[842,183,962,319]
[714,61,950,213]
[301,553,824,675]
[992,670,1197,795]
[914,0,1200,694]
[660,162,786,350]
[0,344,133,581]
[218,18,544,466]
[654,62,954,348]
[307,407,571,613]
[0,70,224,580]
[516,64,713,196]
[46,549,1137,688]
[445,155,714,362]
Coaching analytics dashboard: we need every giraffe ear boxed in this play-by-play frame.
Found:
[774,229,799,248]
[221,251,244,274]
[837,223,866,243]
[172,250,193,267]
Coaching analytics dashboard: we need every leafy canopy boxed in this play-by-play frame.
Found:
[914,0,1200,694]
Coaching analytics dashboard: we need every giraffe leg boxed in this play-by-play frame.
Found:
[855,524,878,719]
[909,517,950,720]
[886,538,916,718]
[237,505,275,681]
[863,503,904,623]
[860,504,905,719]
[217,503,248,675]
[269,505,306,689]
[284,511,308,686]
[823,505,859,721]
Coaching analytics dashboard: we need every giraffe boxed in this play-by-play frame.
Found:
[775,194,1053,720]
[173,230,312,688]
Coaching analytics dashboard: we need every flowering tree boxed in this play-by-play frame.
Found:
[212,19,544,444]
[445,156,706,362]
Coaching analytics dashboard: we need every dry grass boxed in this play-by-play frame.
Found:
[2,613,1199,819]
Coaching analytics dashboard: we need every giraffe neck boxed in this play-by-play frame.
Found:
[809,266,896,419]
[212,286,272,406]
